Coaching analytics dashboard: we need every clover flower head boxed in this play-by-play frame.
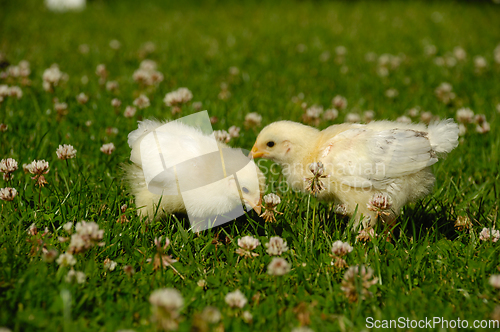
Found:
[56,144,77,160]
[265,236,289,256]
[267,257,291,276]
[225,289,247,308]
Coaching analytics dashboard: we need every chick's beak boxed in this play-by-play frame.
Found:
[243,195,262,215]
[252,197,262,215]
[251,145,265,158]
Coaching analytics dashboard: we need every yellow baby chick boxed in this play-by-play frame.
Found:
[125,119,265,226]
[251,119,459,228]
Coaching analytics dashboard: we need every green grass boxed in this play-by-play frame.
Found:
[1,0,500,331]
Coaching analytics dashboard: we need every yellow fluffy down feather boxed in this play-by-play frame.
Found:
[251,119,459,228]
[124,119,265,223]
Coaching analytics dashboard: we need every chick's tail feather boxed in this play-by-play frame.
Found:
[427,119,459,154]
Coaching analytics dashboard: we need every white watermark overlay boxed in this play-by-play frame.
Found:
[140,111,260,232]
[255,158,387,194]
[366,316,499,329]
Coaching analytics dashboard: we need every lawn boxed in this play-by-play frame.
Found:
[1,0,500,331]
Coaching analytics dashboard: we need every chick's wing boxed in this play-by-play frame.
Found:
[320,127,438,190]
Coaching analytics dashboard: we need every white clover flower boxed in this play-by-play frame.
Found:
[331,240,353,257]
[214,130,231,144]
[335,46,347,56]
[163,88,193,107]
[134,60,164,86]
[304,161,329,195]
[364,51,377,62]
[267,257,291,276]
[123,265,135,276]
[124,106,137,118]
[474,56,487,70]
[420,111,434,124]
[323,108,339,121]
[69,221,104,253]
[424,45,437,56]
[479,228,500,242]
[263,193,280,206]
[27,223,38,236]
[305,105,323,119]
[291,328,314,332]
[260,193,283,223]
[495,44,500,64]
[27,160,50,175]
[368,192,393,213]
[45,0,85,12]
[8,86,22,99]
[332,95,347,110]
[490,275,500,289]
[78,44,89,54]
[149,288,184,330]
[238,235,260,250]
[57,252,77,267]
[345,113,361,123]
[0,187,17,201]
[435,82,456,104]
[42,249,59,263]
[76,92,89,104]
[407,107,419,118]
[456,108,475,124]
[56,144,77,160]
[265,236,289,256]
[109,39,121,50]
[63,222,73,233]
[476,122,491,134]
[42,64,68,91]
[242,310,253,323]
[75,220,104,240]
[139,59,157,71]
[0,85,9,97]
[356,227,377,242]
[201,306,221,324]
[154,236,171,251]
[150,288,184,313]
[192,101,203,111]
[0,158,18,180]
[244,112,262,127]
[385,88,399,98]
[100,143,115,155]
[95,64,107,78]
[458,124,467,136]
[341,265,378,302]
[68,234,86,253]
[133,94,150,109]
[228,125,240,138]
[106,81,119,91]
[396,115,411,124]
[363,110,375,123]
[65,270,86,284]
[225,289,247,308]
[104,258,117,271]
[54,102,68,113]
[229,66,240,75]
[453,46,467,61]
[111,98,121,108]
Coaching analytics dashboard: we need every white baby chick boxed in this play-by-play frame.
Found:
[125,119,265,224]
[251,119,459,228]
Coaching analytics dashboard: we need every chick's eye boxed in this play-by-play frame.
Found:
[267,141,275,148]
[242,187,249,194]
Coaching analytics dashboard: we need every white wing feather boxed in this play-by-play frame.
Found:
[321,127,438,190]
